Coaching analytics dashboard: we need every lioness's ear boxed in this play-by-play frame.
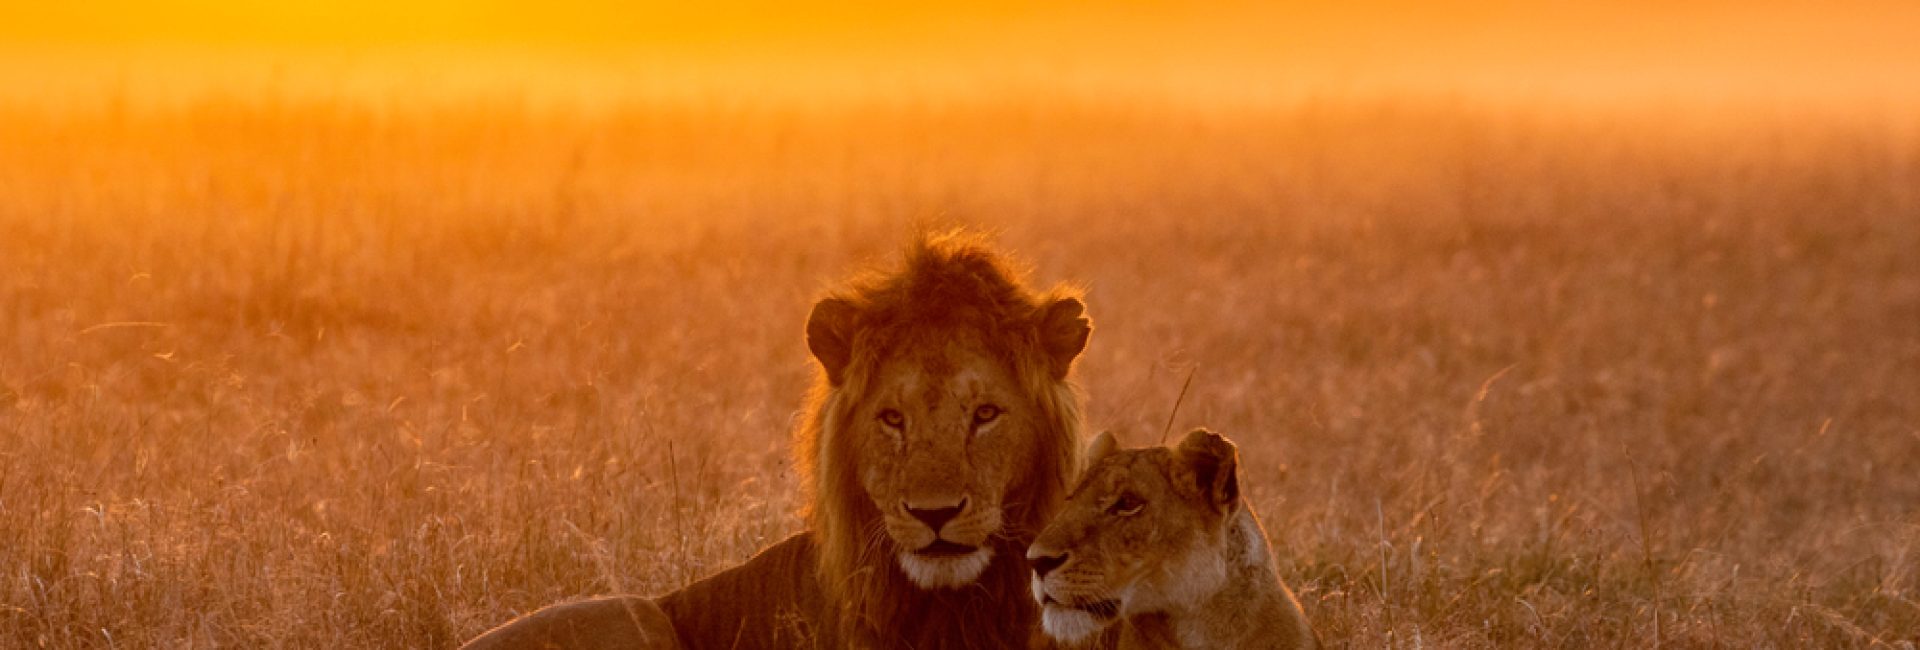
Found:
[1086,430,1118,466]
[1176,428,1240,511]
[806,297,860,386]
[1035,296,1091,379]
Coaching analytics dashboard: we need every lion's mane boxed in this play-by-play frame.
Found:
[799,232,1086,647]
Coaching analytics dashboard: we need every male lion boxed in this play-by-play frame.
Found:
[1027,429,1319,650]
[464,232,1093,649]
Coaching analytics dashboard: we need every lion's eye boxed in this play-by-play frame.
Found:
[878,409,906,429]
[1109,493,1145,516]
[972,404,1002,426]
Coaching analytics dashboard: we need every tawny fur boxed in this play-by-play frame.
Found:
[1028,429,1319,650]
[463,232,1092,649]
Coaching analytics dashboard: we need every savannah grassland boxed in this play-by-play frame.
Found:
[2,76,1919,649]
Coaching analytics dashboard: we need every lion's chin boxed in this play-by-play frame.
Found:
[1034,579,1122,644]
[896,546,993,589]
[1039,605,1111,644]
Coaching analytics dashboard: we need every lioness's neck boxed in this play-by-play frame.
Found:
[1123,506,1316,650]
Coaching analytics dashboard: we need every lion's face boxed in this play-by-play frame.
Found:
[806,288,1092,591]
[1025,429,1242,643]
[848,331,1040,587]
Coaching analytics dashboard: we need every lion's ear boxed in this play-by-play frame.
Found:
[1035,296,1091,379]
[1175,428,1240,512]
[1086,430,1118,466]
[806,297,860,386]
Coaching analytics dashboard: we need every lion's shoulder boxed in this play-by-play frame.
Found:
[655,532,835,649]
[460,535,827,650]
[460,595,678,650]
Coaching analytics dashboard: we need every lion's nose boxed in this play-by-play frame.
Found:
[904,497,967,533]
[1030,550,1068,578]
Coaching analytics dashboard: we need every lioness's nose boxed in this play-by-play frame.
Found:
[904,497,967,533]
[1030,550,1068,578]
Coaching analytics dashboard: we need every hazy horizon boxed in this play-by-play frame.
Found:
[7,1,1920,109]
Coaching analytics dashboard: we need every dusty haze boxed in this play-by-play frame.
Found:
[2,2,1918,647]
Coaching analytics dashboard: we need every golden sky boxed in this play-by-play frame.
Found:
[5,1,1919,107]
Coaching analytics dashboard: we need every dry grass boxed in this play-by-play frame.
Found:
[1,95,1917,648]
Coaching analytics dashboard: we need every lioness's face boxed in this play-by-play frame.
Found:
[856,333,1037,588]
[1026,430,1241,643]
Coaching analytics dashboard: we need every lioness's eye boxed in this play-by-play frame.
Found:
[878,409,905,428]
[972,404,1002,425]
[1109,493,1145,516]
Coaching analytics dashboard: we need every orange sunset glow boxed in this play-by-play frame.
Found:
[4,2,1918,648]
[8,1,1920,106]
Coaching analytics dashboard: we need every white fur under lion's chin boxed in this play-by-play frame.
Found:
[895,546,994,588]
[1039,606,1109,644]
[1033,576,1117,644]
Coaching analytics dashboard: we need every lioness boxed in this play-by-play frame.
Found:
[1027,429,1319,650]
[464,232,1093,649]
